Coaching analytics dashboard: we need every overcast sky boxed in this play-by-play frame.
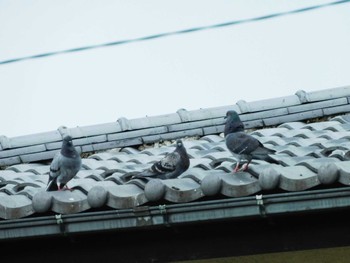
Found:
[0,0,350,138]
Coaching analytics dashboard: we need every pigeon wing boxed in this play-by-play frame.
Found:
[226,132,260,155]
[154,151,180,173]
[251,140,278,163]
[46,152,62,191]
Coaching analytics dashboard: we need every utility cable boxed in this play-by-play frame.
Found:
[0,0,349,65]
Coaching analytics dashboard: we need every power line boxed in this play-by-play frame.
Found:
[1,0,349,66]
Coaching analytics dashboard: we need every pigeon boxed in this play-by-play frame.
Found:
[46,135,82,191]
[224,110,278,173]
[131,139,190,180]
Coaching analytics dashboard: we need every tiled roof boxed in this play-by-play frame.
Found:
[1,86,350,238]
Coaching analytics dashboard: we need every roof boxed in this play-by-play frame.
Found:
[1,86,350,240]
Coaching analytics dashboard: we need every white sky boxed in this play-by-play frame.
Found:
[0,0,350,137]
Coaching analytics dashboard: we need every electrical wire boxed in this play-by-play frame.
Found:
[0,0,349,66]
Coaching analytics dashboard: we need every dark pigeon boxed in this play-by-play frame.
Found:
[46,135,82,191]
[131,139,190,180]
[224,110,278,172]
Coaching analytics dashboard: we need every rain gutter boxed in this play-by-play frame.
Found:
[1,187,350,240]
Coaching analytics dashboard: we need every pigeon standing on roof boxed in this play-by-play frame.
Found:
[46,135,82,191]
[131,139,190,180]
[224,110,278,173]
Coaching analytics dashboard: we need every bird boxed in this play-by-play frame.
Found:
[46,135,82,191]
[131,139,190,180]
[224,110,278,173]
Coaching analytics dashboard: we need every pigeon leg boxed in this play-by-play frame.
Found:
[63,185,73,191]
[241,163,249,171]
[57,184,73,191]
[240,159,252,172]
[233,161,240,173]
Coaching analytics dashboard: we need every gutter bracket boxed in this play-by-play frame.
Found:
[55,214,67,235]
[134,206,152,226]
[256,195,267,218]
[159,204,170,227]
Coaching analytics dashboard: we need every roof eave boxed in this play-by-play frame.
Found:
[1,187,350,241]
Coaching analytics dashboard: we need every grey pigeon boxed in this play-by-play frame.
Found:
[224,110,278,172]
[131,139,190,180]
[46,135,82,191]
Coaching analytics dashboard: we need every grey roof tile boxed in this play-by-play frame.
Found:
[0,192,34,219]
[247,163,280,178]
[142,128,204,144]
[104,172,127,184]
[179,168,209,182]
[271,155,313,167]
[274,145,321,157]
[177,106,237,122]
[264,109,324,126]
[120,147,141,155]
[302,121,343,131]
[276,166,319,191]
[287,138,328,147]
[278,122,307,130]
[219,171,261,197]
[288,97,348,114]
[201,151,236,162]
[74,169,106,180]
[0,144,47,159]
[88,152,120,161]
[106,184,147,209]
[255,136,288,146]
[0,183,17,195]
[199,134,224,143]
[161,178,203,203]
[68,122,122,137]
[6,163,47,173]
[140,147,172,156]
[168,117,223,132]
[214,161,235,173]
[334,161,350,185]
[0,156,21,167]
[81,159,119,171]
[0,171,47,185]
[19,150,62,163]
[127,113,182,129]
[236,94,300,113]
[306,86,350,101]
[331,114,350,123]
[81,137,143,152]
[49,190,90,214]
[68,178,100,193]
[5,131,62,149]
[241,108,289,121]
[0,169,17,177]
[189,159,213,170]
[328,150,350,161]
[316,139,350,149]
[295,158,339,173]
[323,104,350,115]
[17,185,44,199]
[320,131,350,140]
[2,87,350,221]
[250,127,290,137]
[107,127,168,141]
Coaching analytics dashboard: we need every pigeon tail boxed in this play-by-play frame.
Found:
[46,178,58,191]
[251,146,279,164]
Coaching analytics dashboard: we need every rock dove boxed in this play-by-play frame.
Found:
[224,110,278,172]
[46,135,82,191]
[131,139,190,180]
